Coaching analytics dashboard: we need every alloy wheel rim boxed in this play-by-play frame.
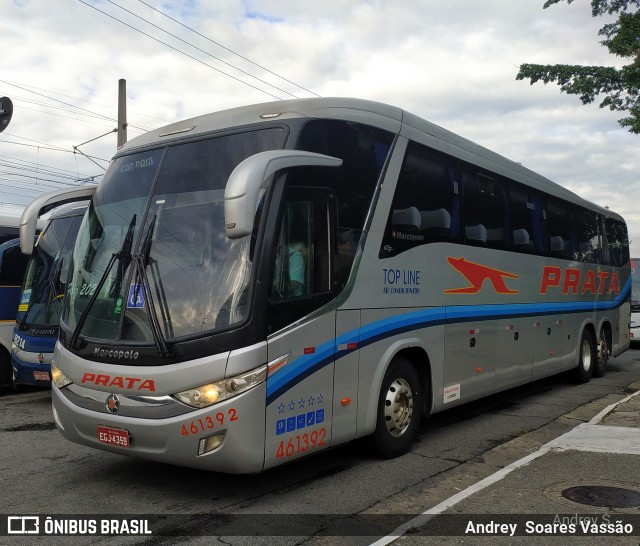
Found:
[384,377,414,437]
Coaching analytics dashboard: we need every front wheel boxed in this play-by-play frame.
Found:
[373,357,422,458]
[575,329,595,383]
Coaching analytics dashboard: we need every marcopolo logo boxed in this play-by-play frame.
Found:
[94,347,140,360]
[391,230,424,242]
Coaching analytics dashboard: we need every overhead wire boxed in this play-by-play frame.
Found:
[138,0,320,97]
[106,0,301,99]
[2,0,321,209]
[0,79,150,132]
[1,79,172,124]
[77,0,285,101]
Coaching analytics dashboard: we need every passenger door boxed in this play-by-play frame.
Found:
[264,187,341,469]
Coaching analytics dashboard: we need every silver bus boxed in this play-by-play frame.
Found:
[50,98,631,473]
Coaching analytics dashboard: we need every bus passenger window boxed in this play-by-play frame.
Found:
[462,168,507,249]
[575,209,598,263]
[544,199,574,260]
[509,186,538,253]
[605,217,630,267]
[380,141,460,258]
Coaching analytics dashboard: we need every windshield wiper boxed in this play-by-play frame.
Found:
[69,214,136,349]
[130,214,172,357]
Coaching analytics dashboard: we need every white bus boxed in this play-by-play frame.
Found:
[51,98,630,473]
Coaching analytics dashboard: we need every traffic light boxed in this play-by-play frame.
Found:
[0,97,13,134]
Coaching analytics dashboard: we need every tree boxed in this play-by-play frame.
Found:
[517,0,640,134]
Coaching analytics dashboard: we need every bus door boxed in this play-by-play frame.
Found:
[264,187,340,468]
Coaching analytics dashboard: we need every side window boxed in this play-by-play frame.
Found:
[0,226,18,246]
[380,141,460,258]
[575,208,599,263]
[0,245,30,285]
[509,185,538,254]
[294,119,394,287]
[544,199,574,260]
[272,200,313,300]
[461,166,507,249]
[268,187,336,332]
[605,217,630,267]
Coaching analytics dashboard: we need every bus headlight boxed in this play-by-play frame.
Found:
[11,342,19,355]
[51,361,73,389]
[174,364,267,409]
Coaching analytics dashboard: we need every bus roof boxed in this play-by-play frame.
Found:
[118,97,622,221]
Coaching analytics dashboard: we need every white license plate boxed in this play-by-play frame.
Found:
[33,371,50,381]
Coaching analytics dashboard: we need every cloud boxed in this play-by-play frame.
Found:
[2,0,638,254]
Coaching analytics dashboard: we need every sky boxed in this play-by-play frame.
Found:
[2,0,639,254]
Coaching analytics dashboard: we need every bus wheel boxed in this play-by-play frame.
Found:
[576,329,595,383]
[373,356,422,458]
[593,329,609,378]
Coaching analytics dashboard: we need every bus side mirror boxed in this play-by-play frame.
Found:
[224,150,342,239]
[20,186,97,255]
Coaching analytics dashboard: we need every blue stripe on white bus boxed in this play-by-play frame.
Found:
[266,278,631,404]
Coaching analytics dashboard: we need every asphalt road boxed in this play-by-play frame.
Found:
[2,348,640,545]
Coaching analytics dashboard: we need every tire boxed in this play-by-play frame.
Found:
[593,327,609,378]
[373,356,422,458]
[575,329,595,383]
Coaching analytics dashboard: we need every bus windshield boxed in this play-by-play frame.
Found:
[18,214,82,330]
[62,127,286,344]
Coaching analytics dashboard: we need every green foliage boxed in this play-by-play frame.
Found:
[517,0,640,133]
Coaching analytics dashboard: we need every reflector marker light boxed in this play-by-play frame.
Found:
[268,353,290,377]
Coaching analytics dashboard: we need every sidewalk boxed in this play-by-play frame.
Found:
[371,380,640,544]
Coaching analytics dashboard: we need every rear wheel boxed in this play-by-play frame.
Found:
[373,356,422,458]
[576,329,595,383]
[593,327,609,378]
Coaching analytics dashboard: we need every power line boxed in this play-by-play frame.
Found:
[0,154,96,179]
[0,79,150,132]
[2,134,112,162]
[1,79,172,124]
[0,137,111,163]
[77,0,284,100]
[106,0,300,99]
[138,0,319,97]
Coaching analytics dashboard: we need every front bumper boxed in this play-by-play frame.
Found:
[12,354,51,387]
[52,381,267,474]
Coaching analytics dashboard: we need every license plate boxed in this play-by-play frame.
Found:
[97,426,130,448]
[33,371,50,381]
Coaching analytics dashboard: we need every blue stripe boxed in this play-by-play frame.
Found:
[266,278,631,404]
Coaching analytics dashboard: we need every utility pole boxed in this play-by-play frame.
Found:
[117,78,127,148]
